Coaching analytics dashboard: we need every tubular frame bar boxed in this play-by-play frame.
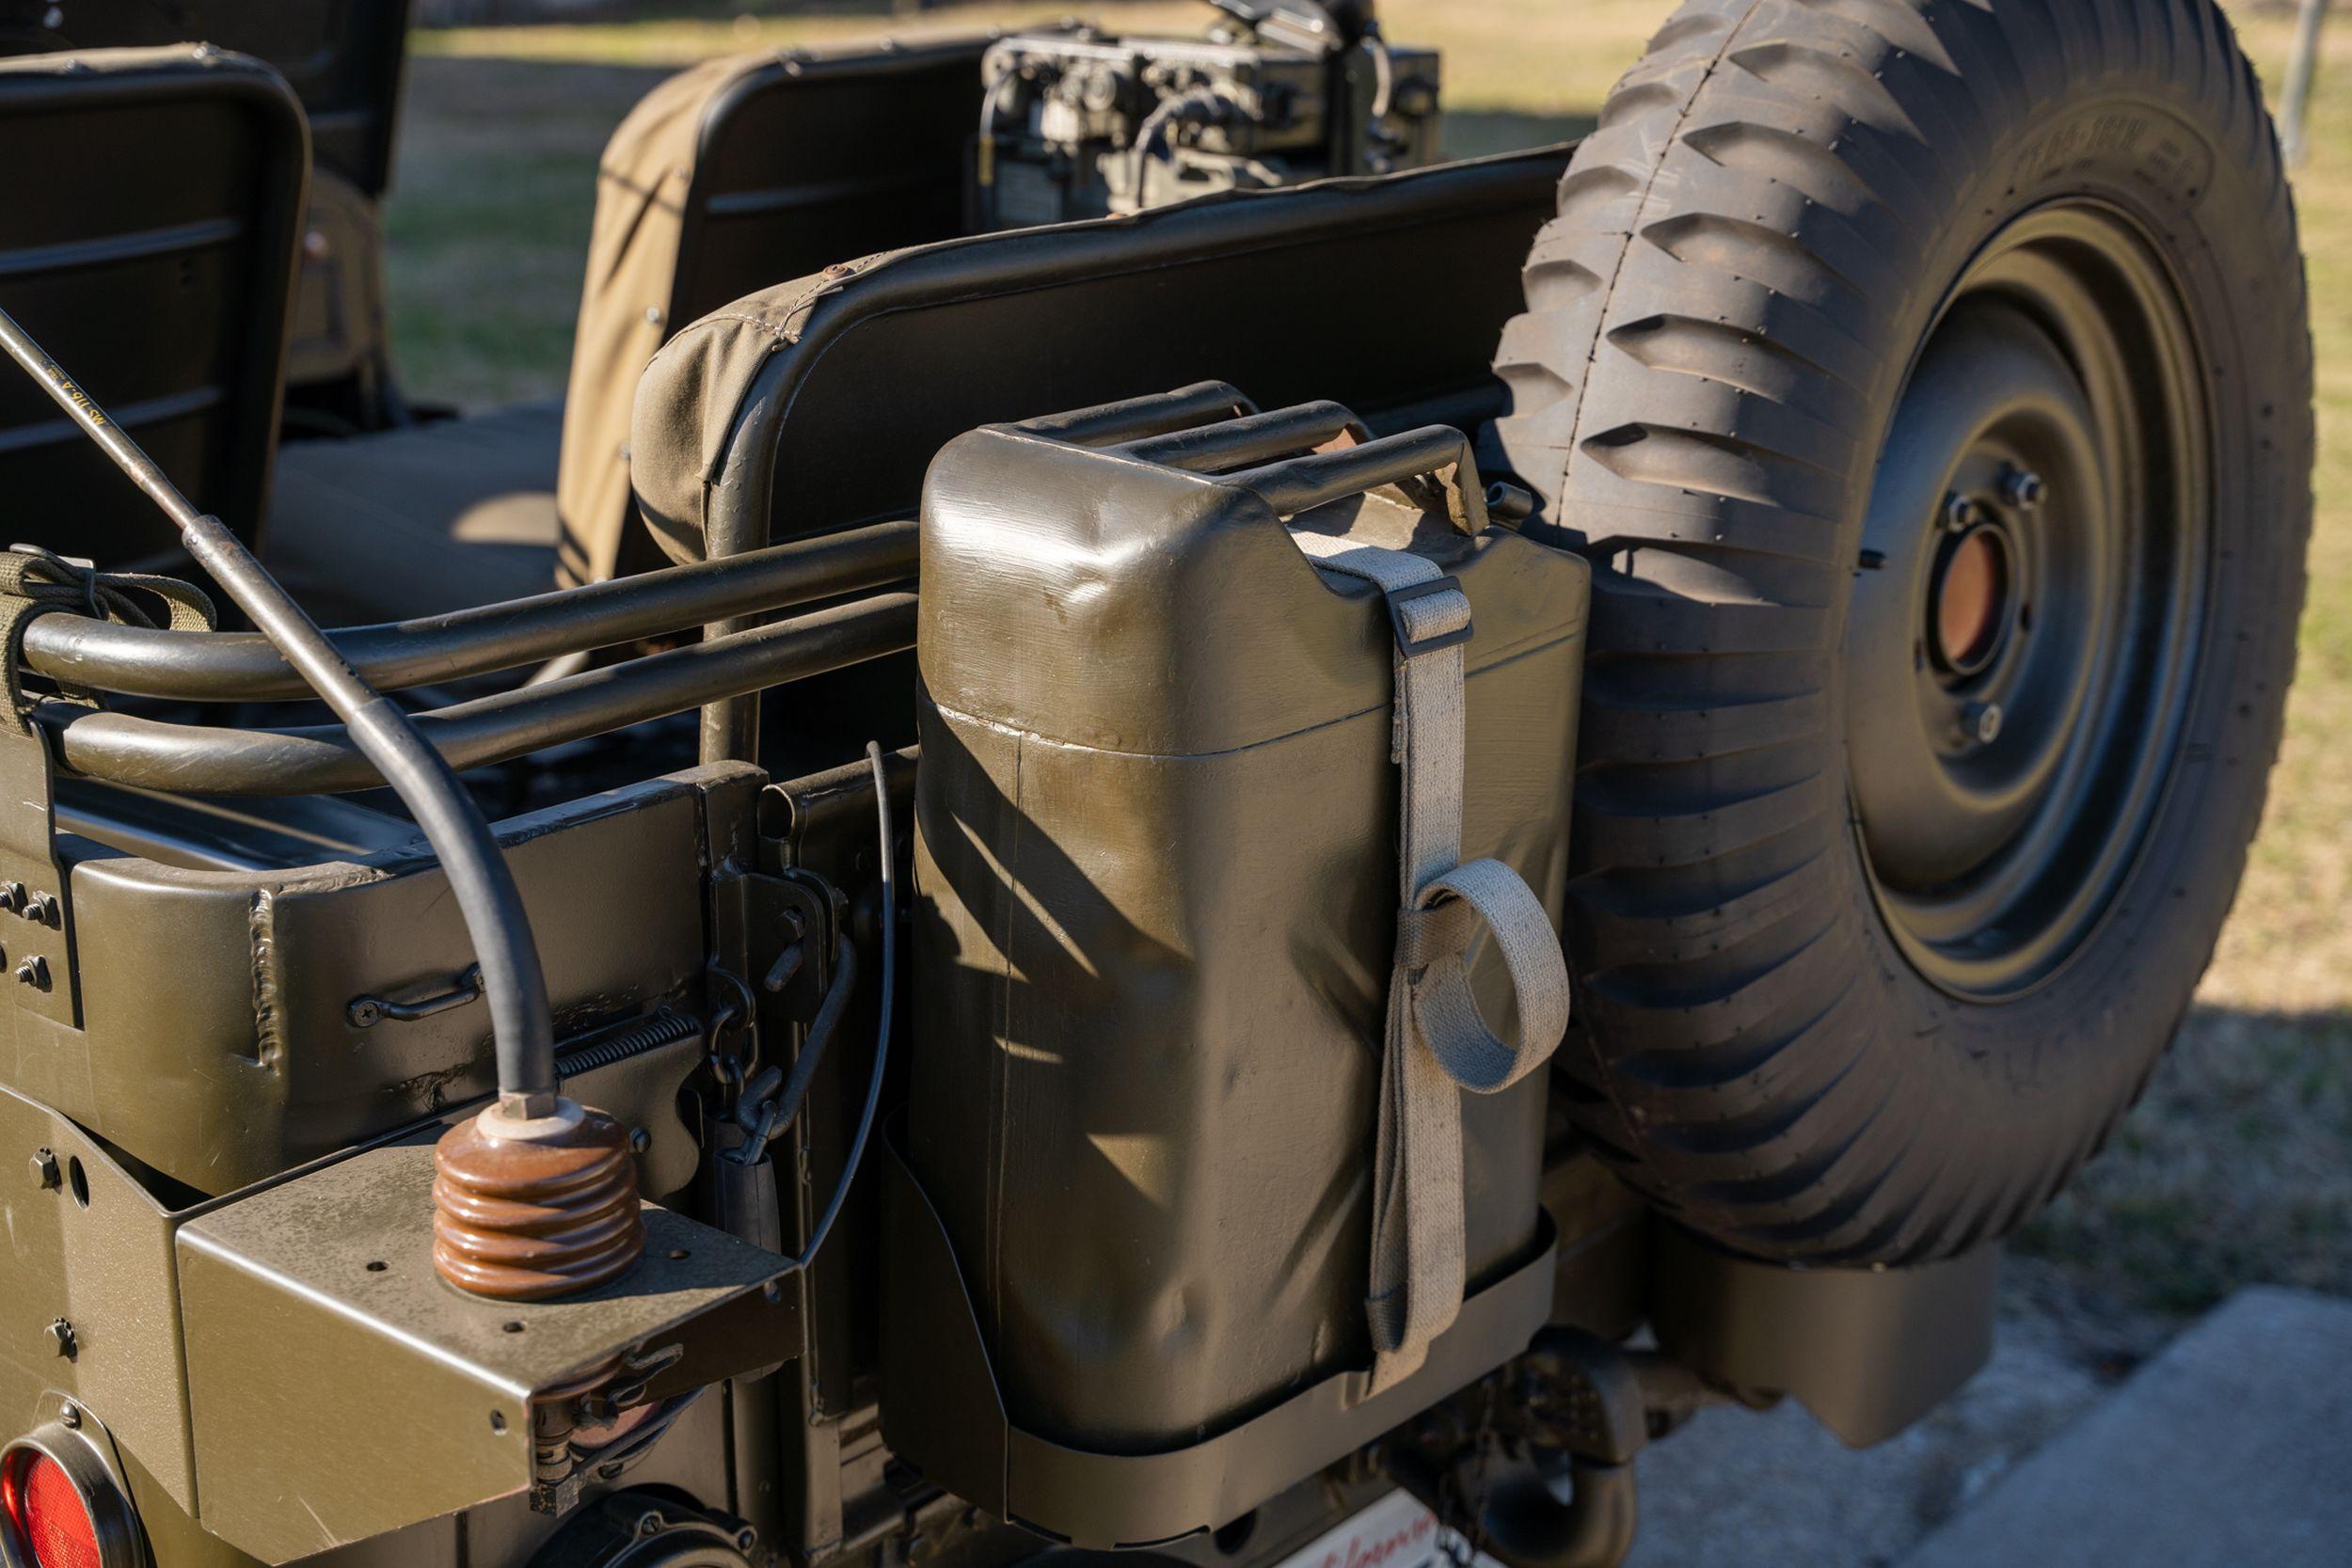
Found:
[19,520,916,703]
[46,594,916,799]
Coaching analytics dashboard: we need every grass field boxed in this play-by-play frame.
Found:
[389,1,2350,1354]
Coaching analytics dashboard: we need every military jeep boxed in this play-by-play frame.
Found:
[0,4,2311,1568]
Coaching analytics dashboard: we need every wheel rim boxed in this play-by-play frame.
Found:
[1847,204,2211,1000]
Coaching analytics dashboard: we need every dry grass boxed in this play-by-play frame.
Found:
[389,1,2349,1335]
[2014,3,2352,1347]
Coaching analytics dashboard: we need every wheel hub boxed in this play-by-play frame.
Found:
[1844,208,2209,998]
[1931,515,2014,677]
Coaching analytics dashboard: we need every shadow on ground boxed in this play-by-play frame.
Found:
[1627,1003,2350,1567]
[2011,1002,2352,1362]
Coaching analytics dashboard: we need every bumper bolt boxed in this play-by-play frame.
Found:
[1963,702,2004,745]
[2001,467,2047,512]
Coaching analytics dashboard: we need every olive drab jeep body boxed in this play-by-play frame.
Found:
[0,5,2313,1568]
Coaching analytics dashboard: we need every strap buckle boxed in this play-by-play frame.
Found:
[1382,575,1472,657]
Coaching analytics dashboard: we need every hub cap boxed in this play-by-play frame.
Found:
[1847,206,2210,998]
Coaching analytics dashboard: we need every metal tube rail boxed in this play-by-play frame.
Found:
[1236,424,1479,517]
[1017,380,1254,443]
[0,304,563,1116]
[45,593,916,798]
[1113,401,1359,472]
[19,519,916,702]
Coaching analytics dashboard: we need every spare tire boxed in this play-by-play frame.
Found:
[1491,0,2311,1262]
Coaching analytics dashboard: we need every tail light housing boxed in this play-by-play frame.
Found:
[0,1425,141,1568]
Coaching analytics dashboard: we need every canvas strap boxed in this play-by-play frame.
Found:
[0,544,216,733]
[1291,531,1570,1395]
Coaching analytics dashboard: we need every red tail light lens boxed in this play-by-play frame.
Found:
[2,1446,106,1568]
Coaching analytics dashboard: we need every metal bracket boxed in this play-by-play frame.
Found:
[177,1133,802,1564]
[0,726,81,1026]
[708,864,835,1105]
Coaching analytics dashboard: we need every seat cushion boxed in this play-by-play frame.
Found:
[263,400,563,626]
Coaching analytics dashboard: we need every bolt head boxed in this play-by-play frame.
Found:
[2002,468,2047,512]
[15,956,50,991]
[46,1318,74,1358]
[1963,702,2004,745]
[1942,492,1981,534]
[58,1402,79,1430]
[28,1148,57,1189]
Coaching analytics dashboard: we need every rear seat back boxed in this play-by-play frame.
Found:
[633,147,1566,569]
[0,47,306,566]
[628,146,1566,772]
[557,38,992,586]
[0,0,405,195]
[3,6,412,435]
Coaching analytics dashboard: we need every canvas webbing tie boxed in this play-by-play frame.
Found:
[0,543,216,733]
[1291,530,1571,1396]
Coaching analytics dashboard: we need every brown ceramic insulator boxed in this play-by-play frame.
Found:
[432,1105,645,1300]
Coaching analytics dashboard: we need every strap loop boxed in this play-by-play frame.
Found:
[1290,521,1570,1396]
[1394,896,1482,974]
[1383,575,1472,657]
[1406,858,1571,1096]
